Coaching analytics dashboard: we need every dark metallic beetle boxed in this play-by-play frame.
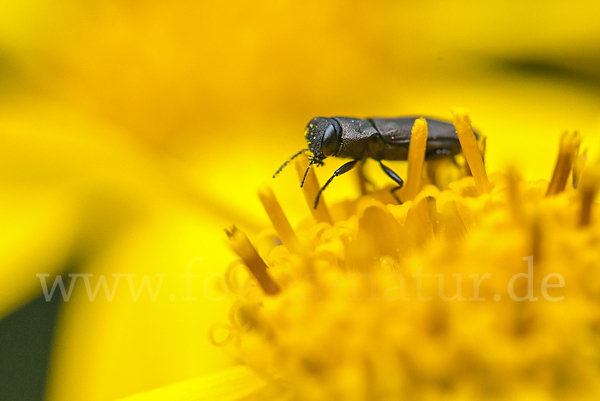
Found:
[274,116,478,208]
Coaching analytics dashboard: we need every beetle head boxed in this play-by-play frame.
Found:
[305,117,342,164]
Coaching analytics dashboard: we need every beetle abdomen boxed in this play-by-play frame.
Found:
[370,116,474,160]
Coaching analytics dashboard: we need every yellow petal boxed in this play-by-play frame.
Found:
[0,189,77,317]
[46,203,240,401]
[117,366,270,401]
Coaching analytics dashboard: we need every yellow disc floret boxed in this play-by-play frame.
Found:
[220,111,600,401]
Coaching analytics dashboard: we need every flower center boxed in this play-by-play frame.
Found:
[218,110,600,401]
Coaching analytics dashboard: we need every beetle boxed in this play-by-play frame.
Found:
[274,116,479,208]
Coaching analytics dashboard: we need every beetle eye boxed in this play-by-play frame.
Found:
[322,123,341,157]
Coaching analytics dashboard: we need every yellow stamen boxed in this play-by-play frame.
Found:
[403,117,428,201]
[294,154,333,225]
[579,162,600,226]
[225,226,280,295]
[478,135,487,163]
[464,135,487,177]
[452,109,489,195]
[546,131,581,196]
[573,148,587,190]
[258,185,302,254]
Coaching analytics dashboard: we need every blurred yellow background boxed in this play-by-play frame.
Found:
[1,1,600,400]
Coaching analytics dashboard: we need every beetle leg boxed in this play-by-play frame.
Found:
[314,159,360,209]
[379,161,404,204]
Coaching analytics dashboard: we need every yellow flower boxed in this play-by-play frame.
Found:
[2,1,600,400]
[121,111,600,400]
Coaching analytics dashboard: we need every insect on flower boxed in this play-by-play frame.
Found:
[274,116,480,208]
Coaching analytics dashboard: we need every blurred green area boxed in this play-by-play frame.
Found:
[0,293,62,401]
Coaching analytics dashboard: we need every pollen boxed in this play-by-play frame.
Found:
[222,113,600,401]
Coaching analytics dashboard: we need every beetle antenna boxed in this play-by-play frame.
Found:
[300,156,315,188]
[273,149,308,178]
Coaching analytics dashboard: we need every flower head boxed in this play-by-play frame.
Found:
[221,111,600,401]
